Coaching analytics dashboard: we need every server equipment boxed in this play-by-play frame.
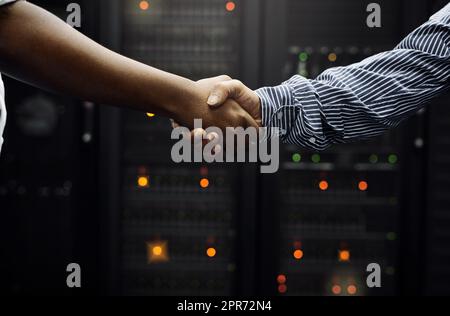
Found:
[99,0,445,296]
[99,0,255,295]
[258,0,424,296]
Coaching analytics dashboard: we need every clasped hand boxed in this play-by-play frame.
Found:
[171,75,262,146]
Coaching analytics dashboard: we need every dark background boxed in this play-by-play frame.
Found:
[0,0,449,296]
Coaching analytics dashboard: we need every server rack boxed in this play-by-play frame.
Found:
[99,0,262,296]
[258,0,430,296]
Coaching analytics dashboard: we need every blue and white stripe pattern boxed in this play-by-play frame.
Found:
[255,3,450,151]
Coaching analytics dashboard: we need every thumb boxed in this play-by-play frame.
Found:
[207,90,227,107]
[207,80,243,107]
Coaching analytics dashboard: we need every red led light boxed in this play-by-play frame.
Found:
[347,285,357,295]
[278,284,287,294]
[319,180,329,191]
[358,181,368,191]
[139,1,149,11]
[225,1,236,12]
[332,285,342,295]
[277,274,286,284]
[293,249,304,260]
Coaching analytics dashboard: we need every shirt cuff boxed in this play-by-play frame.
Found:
[255,83,299,142]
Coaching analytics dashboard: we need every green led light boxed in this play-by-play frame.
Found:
[311,154,321,163]
[369,154,378,164]
[388,154,398,164]
[299,52,308,62]
[386,232,397,241]
[292,153,302,163]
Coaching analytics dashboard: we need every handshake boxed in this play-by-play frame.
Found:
[167,75,280,173]
[168,75,262,140]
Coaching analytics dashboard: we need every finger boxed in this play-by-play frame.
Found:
[244,112,260,130]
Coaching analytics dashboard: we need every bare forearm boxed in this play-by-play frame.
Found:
[0,1,194,117]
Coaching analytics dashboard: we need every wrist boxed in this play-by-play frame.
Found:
[168,79,203,124]
[158,77,198,119]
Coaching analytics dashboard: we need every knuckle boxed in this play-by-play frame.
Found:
[213,82,224,90]
[220,74,232,81]
[232,79,243,86]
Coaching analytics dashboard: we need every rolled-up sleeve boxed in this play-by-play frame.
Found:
[255,3,450,151]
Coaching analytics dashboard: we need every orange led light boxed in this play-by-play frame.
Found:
[200,178,210,188]
[138,176,149,187]
[139,1,150,11]
[277,274,286,284]
[147,241,169,263]
[206,247,216,258]
[332,285,342,295]
[225,1,236,12]
[358,181,368,191]
[278,284,287,294]
[328,53,337,62]
[319,180,329,191]
[339,250,350,262]
[347,285,357,295]
[293,249,304,260]
[152,246,162,256]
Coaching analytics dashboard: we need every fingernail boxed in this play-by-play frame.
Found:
[207,95,219,106]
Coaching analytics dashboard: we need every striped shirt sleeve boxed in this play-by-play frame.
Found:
[255,3,450,151]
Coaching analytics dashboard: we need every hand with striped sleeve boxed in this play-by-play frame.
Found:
[194,3,450,151]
